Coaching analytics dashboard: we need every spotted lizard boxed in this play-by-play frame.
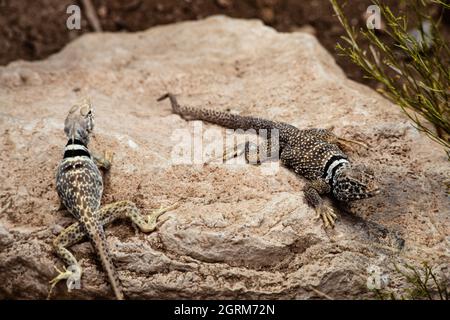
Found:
[158,93,380,228]
[49,98,176,299]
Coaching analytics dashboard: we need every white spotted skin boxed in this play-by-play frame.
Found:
[56,156,103,221]
[159,93,347,181]
[283,129,347,180]
[56,157,123,299]
[53,100,124,300]
[55,153,124,300]
[159,93,379,204]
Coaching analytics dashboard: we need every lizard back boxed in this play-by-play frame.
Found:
[57,140,103,218]
[286,130,348,181]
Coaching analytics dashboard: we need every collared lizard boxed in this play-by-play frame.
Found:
[49,98,176,299]
[158,93,380,228]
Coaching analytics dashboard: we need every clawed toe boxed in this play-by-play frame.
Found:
[101,151,114,169]
[47,265,81,299]
[104,151,114,164]
[144,202,179,231]
[94,150,114,170]
[152,202,179,217]
[49,265,81,292]
[316,205,337,228]
[49,266,69,285]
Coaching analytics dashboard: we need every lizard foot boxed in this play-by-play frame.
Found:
[206,143,246,164]
[207,142,260,165]
[94,150,114,170]
[104,150,114,166]
[315,205,337,228]
[144,202,180,232]
[100,150,114,170]
[47,264,82,299]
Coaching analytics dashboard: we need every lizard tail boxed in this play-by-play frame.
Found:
[157,92,290,133]
[157,92,182,114]
[83,217,124,300]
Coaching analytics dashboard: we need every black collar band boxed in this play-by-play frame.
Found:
[322,155,346,179]
[329,161,347,187]
[66,138,87,147]
[64,139,90,159]
[63,148,91,159]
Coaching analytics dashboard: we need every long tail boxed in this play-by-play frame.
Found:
[83,217,124,300]
[157,93,295,134]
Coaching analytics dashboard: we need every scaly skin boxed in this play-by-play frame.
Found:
[158,93,380,228]
[49,99,177,299]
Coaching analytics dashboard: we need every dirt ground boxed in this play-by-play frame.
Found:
[1,0,448,88]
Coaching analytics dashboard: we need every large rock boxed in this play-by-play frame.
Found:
[0,16,448,299]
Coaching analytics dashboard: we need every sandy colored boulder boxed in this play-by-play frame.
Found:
[0,16,448,299]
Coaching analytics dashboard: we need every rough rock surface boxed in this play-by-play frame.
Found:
[0,16,448,299]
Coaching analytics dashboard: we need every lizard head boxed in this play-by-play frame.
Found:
[64,98,95,145]
[332,163,381,202]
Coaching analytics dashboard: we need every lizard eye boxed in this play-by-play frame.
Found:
[80,105,90,116]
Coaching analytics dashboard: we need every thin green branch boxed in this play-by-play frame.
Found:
[330,0,450,156]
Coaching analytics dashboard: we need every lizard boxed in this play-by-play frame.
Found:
[157,93,380,228]
[49,98,177,299]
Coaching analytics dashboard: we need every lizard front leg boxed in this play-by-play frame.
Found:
[92,150,113,170]
[303,179,337,228]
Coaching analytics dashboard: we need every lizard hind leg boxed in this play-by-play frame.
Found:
[206,141,248,164]
[336,137,369,152]
[142,202,180,232]
[221,142,259,164]
[48,223,85,299]
[211,141,277,165]
[48,200,179,299]
[302,128,368,151]
[98,200,179,233]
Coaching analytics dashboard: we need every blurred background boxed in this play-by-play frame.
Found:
[0,0,449,88]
